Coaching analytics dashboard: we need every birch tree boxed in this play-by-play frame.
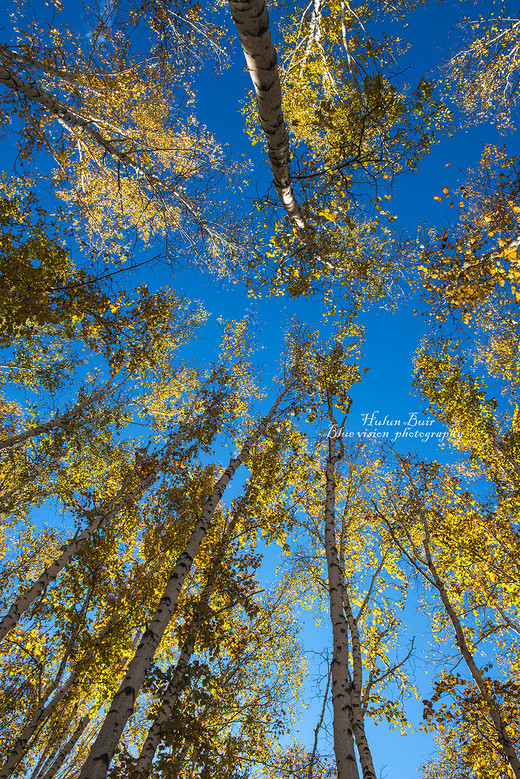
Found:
[443,9,520,132]
[77,377,293,779]
[375,455,520,779]
[233,0,449,308]
[0,0,239,269]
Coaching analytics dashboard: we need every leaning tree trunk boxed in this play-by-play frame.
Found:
[423,539,520,779]
[0,63,151,181]
[0,669,76,779]
[38,713,91,779]
[132,511,240,778]
[77,386,289,779]
[131,616,200,779]
[0,376,123,452]
[323,425,360,779]
[394,455,520,779]
[227,0,305,230]
[0,608,139,779]
[0,415,197,643]
[0,54,201,223]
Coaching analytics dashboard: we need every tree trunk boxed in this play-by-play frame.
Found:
[2,613,139,779]
[77,387,288,779]
[132,629,196,778]
[38,713,91,779]
[29,702,79,779]
[323,433,360,779]
[0,670,76,779]
[227,0,305,229]
[0,58,200,223]
[424,542,520,779]
[388,455,520,779]
[342,588,376,779]
[0,377,121,452]
[132,511,240,778]
[0,419,193,642]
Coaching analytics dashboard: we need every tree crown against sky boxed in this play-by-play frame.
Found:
[0,0,519,778]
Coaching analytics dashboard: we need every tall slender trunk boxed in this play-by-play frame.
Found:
[131,618,199,779]
[1,568,94,775]
[0,59,201,223]
[29,703,79,779]
[38,713,91,779]
[323,432,359,779]
[30,744,56,779]
[0,420,192,643]
[0,377,122,452]
[424,541,520,779]
[0,669,76,779]
[132,512,240,778]
[337,471,376,779]
[342,589,376,779]
[0,64,141,172]
[226,0,305,230]
[388,456,520,779]
[78,388,288,779]
[1,604,139,777]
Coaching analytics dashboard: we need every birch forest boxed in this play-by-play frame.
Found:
[0,0,519,776]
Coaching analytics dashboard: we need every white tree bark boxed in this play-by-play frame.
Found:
[342,589,376,779]
[385,457,520,779]
[132,588,211,777]
[323,431,360,779]
[132,511,239,778]
[424,539,520,779]
[0,59,201,225]
[77,387,288,779]
[0,464,156,642]
[0,669,76,779]
[38,713,91,779]
[227,0,305,229]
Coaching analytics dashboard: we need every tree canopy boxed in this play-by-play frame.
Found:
[0,0,519,777]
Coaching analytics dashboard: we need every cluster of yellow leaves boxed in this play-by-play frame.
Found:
[444,13,520,132]
[417,146,520,323]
